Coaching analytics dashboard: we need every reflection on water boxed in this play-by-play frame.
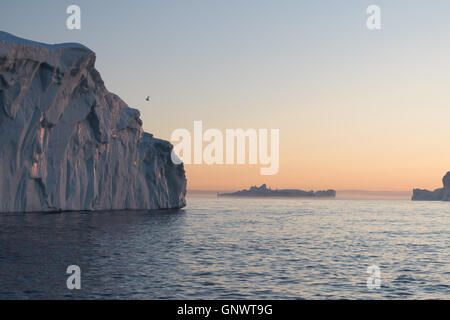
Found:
[0,198,449,299]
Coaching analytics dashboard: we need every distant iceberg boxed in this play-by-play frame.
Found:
[218,184,336,198]
[412,172,450,201]
[0,31,186,212]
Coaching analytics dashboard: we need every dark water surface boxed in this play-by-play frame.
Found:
[0,197,449,299]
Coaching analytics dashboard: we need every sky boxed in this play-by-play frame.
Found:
[1,0,450,192]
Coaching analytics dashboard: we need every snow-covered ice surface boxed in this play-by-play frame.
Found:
[0,31,89,50]
[0,31,186,212]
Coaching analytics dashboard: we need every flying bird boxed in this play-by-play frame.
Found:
[146,96,150,101]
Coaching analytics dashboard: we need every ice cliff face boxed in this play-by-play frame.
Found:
[412,172,450,201]
[0,31,186,212]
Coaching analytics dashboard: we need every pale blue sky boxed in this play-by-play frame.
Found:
[2,1,450,190]
[2,0,448,134]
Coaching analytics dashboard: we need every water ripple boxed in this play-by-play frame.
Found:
[0,198,449,299]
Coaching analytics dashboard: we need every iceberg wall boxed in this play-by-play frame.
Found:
[0,31,186,212]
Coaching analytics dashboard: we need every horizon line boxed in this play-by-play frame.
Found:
[187,189,413,194]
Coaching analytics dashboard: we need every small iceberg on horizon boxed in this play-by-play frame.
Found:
[217,184,336,198]
[412,172,450,201]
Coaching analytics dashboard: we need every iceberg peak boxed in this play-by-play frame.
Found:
[0,30,90,51]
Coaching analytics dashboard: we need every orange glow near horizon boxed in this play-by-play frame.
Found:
[176,109,450,193]
[184,163,448,193]
[146,65,450,194]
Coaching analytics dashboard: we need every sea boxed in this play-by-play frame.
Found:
[0,196,449,299]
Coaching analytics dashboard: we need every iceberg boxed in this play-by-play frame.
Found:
[217,184,336,198]
[412,172,450,201]
[0,31,186,212]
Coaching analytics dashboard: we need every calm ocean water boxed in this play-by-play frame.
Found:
[0,197,449,299]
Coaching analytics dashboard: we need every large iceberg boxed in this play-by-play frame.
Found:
[0,31,186,212]
[412,172,450,201]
